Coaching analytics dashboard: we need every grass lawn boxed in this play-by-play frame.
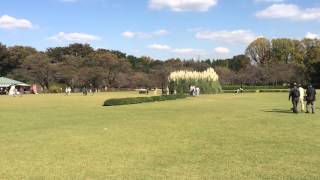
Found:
[0,92,319,179]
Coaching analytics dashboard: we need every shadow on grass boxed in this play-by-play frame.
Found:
[263,109,293,114]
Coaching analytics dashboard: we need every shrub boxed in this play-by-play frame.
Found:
[259,89,289,93]
[48,83,64,93]
[104,95,187,106]
[150,96,166,101]
[168,68,222,94]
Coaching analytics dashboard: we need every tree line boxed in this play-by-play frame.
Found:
[0,38,319,91]
[214,37,320,87]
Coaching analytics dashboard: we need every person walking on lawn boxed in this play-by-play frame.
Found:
[298,84,305,112]
[289,83,300,114]
[306,84,316,114]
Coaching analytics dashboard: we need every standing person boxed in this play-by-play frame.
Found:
[83,87,88,96]
[189,86,195,96]
[289,83,300,114]
[9,85,15,96]
[196,87,200,96]
[19,87,24,97]
[298,84,305,112]
[65,87,69,95]
[13,87,18,97]
[306,84,316,114]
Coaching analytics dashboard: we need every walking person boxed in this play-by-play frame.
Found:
[298,84,305,112]
[289,83,300,114]
[306,84,316,114]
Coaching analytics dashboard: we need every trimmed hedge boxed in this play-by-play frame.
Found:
[222,90,256,93]
[258,89,289,93]
[222,85,288,90]
[103,94,187,106]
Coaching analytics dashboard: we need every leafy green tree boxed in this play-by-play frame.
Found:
[229,55,250,72]
[212,59,230,68]
[46,47,69,63]
[67,43,94,57]
[305,46,320,85]
[309,62,320,86]
[271,38,293,64]
[7,46,38,71]
[108,50,127,59]
[0,43,9,76]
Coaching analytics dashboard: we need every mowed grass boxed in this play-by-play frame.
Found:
[0,92,319,179]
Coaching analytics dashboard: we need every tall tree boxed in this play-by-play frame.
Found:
[245,38,271,65]
[46,47,69,63]
[229,55,250,72]
[305,46,320,85]
[0,43,9,76]
[271,38,296,64]
[54,55,84,87]
[86,51,131,87]
[67,43,94,57]
[5,46,38,73]
[13,53,54,89]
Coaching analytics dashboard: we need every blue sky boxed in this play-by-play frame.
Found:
[0,0,320,60]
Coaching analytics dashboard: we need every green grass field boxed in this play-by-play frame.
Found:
[0,92,319,179]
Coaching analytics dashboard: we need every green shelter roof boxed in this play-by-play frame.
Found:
[0,77,30,87]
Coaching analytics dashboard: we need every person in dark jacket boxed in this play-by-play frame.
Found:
[306,84,316,114]
[289,83,300,113]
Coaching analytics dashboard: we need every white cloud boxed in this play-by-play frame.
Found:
[196,29,257,44]
[60,0,78,2]
[148,44,171,50]
[122,31,136,38]
[305,32,319,39]
[147,44,204,55]
[147,43,233,59]
[48,32,101,43]
[256,4,320,21]
[255,0,284,3]
[149,0,218,12]
[214,47,230,54]
[0,15,33,30]
[153,29,169,36]
[172,48,206,56]
[122,29,169,39]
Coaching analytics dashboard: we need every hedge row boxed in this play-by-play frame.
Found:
[103,94,187,106]
[222,85,288,90]
[257,89,290,93]
[222,89,290,93]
